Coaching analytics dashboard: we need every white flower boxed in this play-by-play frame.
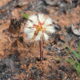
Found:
[24,13,56,41]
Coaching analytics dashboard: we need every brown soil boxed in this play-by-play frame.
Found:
[0,0,80,80]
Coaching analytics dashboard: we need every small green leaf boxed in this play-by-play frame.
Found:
[74,63,80,75]
[68,48,80,59]
[66,58,75,65]
[23,13,29,19]
[78,40,80,53]
[72,50,80,59]
[66,47,80,76]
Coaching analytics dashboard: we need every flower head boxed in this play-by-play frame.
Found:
[24,13,56,41]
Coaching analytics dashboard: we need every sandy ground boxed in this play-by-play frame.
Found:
[0,0,80,80]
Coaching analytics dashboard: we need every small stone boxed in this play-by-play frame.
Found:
[44,0,59,6]
[71,24,80,36]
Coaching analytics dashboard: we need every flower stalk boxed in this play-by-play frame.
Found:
[39,39,43,61]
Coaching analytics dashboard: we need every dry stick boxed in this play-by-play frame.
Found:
[39,40,43,61]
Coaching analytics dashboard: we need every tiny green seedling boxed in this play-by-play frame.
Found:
[23,13,29,19]
[66,40,80,76]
